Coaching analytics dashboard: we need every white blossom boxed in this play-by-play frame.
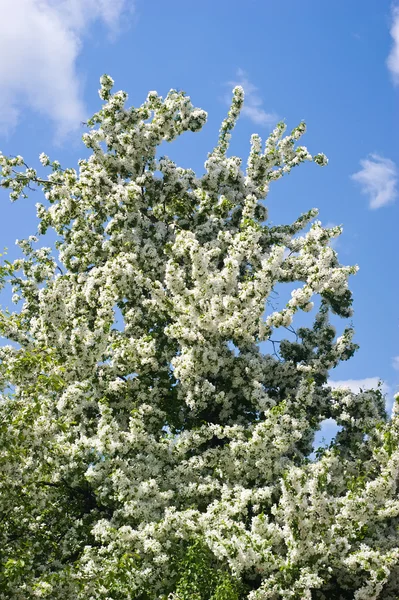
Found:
[0,75,394,600]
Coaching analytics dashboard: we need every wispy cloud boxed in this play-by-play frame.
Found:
[0,0,134,139]
[329,377,394,414]
[387,6,399,85]
[328,377,390,396]
[226,69,278,127]
[351,154,398,209]
[393,356,399,371]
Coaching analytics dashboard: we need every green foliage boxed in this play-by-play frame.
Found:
[173,539,245,600]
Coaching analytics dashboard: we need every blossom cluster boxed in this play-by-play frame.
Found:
[0,75,396,599]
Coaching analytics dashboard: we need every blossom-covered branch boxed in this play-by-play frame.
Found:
[0,75,397,600]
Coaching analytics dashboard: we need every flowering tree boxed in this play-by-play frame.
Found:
[0,75,398,600]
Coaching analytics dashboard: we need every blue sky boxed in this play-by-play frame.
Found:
[0,0,398,414]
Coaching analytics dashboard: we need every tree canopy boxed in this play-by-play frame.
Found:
[0,75,398,599]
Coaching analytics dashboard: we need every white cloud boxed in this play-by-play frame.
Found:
[393,356,399,371]
[329,377,396,416]
[328,377,390,396]
[227,69,278,127]
[351,154,398,209]
[387,6,399,85]
[0,0,133,139]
